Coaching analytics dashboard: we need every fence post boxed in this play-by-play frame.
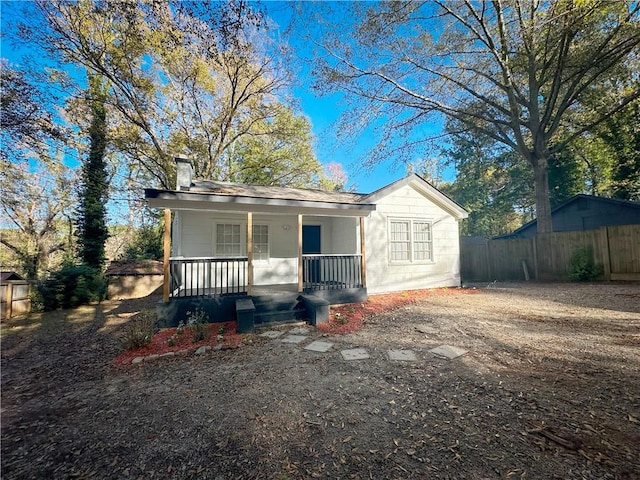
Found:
[485,240,492,280]
[4,283,13,319]
[532,236,539,280]
[601,226,612,281]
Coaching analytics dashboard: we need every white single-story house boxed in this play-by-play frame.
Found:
[145,158,467,330]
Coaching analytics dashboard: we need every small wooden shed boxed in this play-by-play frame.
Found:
[1,271,31,319]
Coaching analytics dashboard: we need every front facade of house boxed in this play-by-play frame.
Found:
[145,159,467,328]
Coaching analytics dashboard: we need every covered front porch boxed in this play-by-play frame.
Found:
[145,158,376,330]
[150,204,373,330]
[168,254,365,300]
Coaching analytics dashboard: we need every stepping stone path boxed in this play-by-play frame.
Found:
[281,334,307,344]
[259,330,285,339]
[304,340,334,353]
[288,327,311,335]
[264,327,471,364]
[430,345,468,359]
[132,326,470,365]
[387,349,418,362]
[340,348,371,360]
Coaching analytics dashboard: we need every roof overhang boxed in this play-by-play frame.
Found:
[145,189,376,217]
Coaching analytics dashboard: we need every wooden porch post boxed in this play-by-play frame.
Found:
[297,214,303,292]
[247,212,253,295]
[360,216,367,288]
[163,208,171,302]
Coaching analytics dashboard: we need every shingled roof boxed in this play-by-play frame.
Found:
[189,180,366,204]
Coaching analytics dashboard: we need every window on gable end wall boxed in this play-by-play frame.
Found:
[388,218,433,263]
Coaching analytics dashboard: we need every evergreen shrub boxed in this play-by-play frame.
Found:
[37,264,107,310]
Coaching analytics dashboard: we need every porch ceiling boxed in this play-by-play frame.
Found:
[145,189,376,217]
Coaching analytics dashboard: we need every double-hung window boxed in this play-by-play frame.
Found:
[389,218,433,263]
[216,224,241,256]
[215,223,269,263]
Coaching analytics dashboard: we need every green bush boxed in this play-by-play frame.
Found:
[121,316,155,350]
[37,264,107,310]
[568,247,602,282]
[186,308,210,343]
[120,225,163,261]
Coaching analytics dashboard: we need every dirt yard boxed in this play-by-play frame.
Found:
[2,283,639,479]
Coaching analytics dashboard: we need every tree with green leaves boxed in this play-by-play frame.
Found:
[439,120,534,237]
[596,99,640,200]
[25,0,323,191]
[226,104,322,187]
[0,61,75,280]
[310,1,640,233]
[76,74,109,270]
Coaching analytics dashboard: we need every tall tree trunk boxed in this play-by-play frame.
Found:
[532,155,553,234]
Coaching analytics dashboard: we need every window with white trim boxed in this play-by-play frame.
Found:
[390,220,411,262]
[252,224,269,264]
[216,224,241,256]
[389,219,433,263]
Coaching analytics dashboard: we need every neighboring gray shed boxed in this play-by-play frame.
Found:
[496,195,640,239]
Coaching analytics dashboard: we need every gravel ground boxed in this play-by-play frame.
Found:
[1,282,639,479]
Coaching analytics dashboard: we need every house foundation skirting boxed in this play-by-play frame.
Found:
[156,294,247,329]
[302,287,367,305]
[155,287,367,330]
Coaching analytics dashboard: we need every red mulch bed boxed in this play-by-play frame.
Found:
[113,321,243,368]
[113,288,480,365]
[318,287,479,335]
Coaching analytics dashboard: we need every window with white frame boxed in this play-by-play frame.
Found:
[216,224,241,256]
[389,219,433,263]
[412,221,432,261]
[252,224,269,264]
[390,220,411,262]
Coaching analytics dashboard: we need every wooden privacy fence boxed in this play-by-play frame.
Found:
[1,280,31,319]
[461,224,640,282]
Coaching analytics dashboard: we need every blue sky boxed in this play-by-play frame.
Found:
[1,1,454,194]
[263,1,454,193]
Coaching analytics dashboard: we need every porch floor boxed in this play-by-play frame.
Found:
[250,283,299,296]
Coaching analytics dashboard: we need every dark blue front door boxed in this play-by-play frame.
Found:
[302,225,321,254]
[302,225,321,285]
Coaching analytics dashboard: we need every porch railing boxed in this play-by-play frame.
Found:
[303,254,363,290]
[169,256,248,297]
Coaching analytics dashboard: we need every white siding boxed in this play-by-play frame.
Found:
[365,185,462,293]
[173,211,360,286]
[330,217,358,254]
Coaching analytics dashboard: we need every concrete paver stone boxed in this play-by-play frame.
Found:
[259,330,285,339]
[281,335,308,344]
[388,349,418,362]
[430,345,468,359]
[289,327,311,335]
[341,348,370,360]
[304,340,334,353]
